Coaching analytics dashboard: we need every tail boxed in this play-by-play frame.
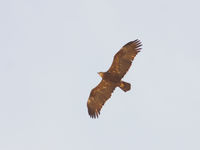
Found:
[119,81,131,92]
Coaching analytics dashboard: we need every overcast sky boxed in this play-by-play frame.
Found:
[0,0,200,150]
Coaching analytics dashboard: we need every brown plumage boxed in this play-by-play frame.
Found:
[87,39,142,118]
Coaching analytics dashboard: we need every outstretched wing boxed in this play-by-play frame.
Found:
[107,39,142,79]
[87,79,116,118]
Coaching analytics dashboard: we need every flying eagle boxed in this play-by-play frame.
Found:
[87,39,142,118]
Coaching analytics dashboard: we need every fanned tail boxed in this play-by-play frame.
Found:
[119,81,131,92]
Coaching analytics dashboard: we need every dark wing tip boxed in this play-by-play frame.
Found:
[87,97,101,119]
[134,39,142,50]
[123,39,142,51]
[89,111,100,119]
[88,110,100,119]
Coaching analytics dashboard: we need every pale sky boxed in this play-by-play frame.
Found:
[0,0,200,150]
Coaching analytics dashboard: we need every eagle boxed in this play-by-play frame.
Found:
[87,39,142,118]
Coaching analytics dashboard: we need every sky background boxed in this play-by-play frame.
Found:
[0,0,200,150]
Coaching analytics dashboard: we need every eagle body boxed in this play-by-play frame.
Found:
[99,72,121,82]
[87,40,142,118]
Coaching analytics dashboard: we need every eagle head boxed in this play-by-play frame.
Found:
[98,72,104,78]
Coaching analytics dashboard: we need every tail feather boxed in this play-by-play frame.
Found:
[119,81,131,92]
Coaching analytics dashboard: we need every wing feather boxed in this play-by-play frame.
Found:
[107,39,142,79]
[87,80,116,118]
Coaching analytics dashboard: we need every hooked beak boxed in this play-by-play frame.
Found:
[98,72,103,77]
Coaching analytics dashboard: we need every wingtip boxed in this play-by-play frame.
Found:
[88,112,99,119]
[133,39,142,51]
[87,104,100,119]
[123,39,142,49]
[134,39,142,46]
